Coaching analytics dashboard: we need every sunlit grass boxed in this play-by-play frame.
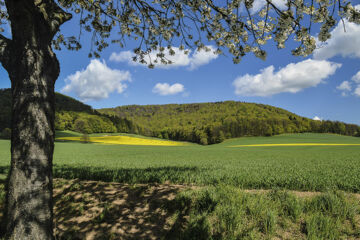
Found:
[57,135,190,146]
[1,133,360,192]
[166,186,360,239]
[230,143,360,147]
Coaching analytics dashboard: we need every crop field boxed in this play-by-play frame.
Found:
[1,133,360,192]
[57,135,190,146]
[1,132,360,239]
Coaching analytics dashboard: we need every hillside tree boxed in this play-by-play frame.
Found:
[0,0,359,239]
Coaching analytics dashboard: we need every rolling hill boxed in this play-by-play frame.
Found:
[1,88,359,144]
[0,88,139,137]
[99,101,360,144]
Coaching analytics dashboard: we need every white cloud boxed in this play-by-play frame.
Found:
[337,81,352,91]
[337,71,360,97]
[251,0,287,13]
[313,116,322,121]
[351,71,360,83]
[152,83,185,96]
[62,59,131,101]
[355,86,360,97]
[313,20,360,60]
[109,46,218,70]
[233,59,341,97]
[109,51,134,64]
[351,70,360,97]
[188,47,218,70]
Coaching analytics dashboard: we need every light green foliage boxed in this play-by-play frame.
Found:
[304,191,357,222]
[305,213,340,240]
[100,102,360,145]
[57,112,117,134]
[166,186,360,239]
[260,209,277,235]
[268,190,302,221]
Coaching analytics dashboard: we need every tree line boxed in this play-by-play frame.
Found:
[126,117,360,145]
[99,101,360,145]
[0,88,143,136]
[2,89,359,144]
[54,111,143,135]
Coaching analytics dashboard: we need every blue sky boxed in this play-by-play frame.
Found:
[0,1,360,125]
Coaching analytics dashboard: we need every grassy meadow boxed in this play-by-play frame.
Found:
[1,132,360,192]
[0,132,360,239]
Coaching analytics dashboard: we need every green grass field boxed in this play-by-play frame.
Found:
[1,132,360,239]
[1,133,360,192]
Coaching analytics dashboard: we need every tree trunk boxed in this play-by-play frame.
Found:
[1,1,71,239]
[5,47,58,240]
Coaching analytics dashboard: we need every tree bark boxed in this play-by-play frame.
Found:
[5,46,58,240]
[1,1,71,239]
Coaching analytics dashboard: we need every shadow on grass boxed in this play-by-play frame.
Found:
[0,165,199,239]
[53,179,186,240]
[0,165,201,184]
[53,165,201,184]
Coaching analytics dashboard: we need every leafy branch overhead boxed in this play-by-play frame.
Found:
[0,0,358,65]
[48,0,360,66]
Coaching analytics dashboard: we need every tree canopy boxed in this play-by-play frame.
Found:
[60,0,360,61]
[1,0,358,66]
[100,101,360,144]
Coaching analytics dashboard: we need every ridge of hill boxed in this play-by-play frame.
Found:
[0,88,140,137]
[99,102,360,144]
[1,88,359,145]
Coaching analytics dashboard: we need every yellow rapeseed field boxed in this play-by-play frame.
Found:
[230,143,360,147]
[57,136,188,146]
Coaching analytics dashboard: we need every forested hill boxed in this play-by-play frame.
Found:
[0,88,139,136]
[99,102,360,145]
[2,88,359,144]
[55,92,94,113]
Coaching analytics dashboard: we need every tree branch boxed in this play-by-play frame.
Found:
[5,0,72,45]
[38,0,72,37]
[50,9,72,35]
[0,33,11,66]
